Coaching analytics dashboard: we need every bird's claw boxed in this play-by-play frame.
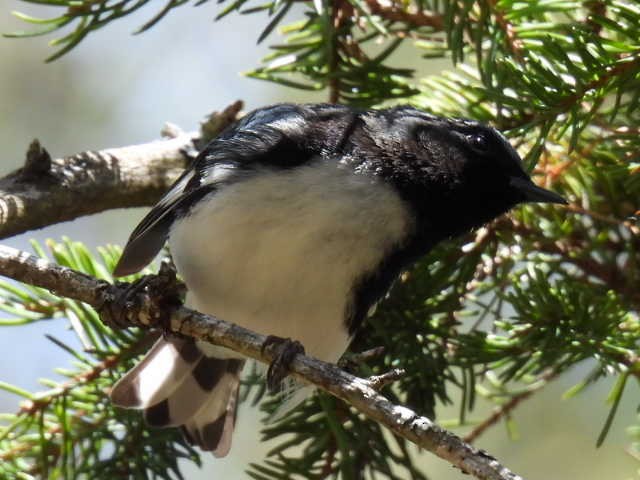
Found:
[98,262,185,330]
[97,277,151,329]
[261,336,305,393]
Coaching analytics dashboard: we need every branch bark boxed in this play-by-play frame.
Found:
[0,101,243,240]
[0,243,524,480]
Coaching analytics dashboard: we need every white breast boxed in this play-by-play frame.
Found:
[169,160,412,363]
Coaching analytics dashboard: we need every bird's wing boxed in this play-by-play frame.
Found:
[112,104,325,277]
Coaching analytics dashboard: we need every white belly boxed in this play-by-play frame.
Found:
[169,161,412,363]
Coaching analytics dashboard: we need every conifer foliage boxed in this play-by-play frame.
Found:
[2,1,639,478]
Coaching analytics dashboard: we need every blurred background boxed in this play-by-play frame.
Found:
[1,2,638,478]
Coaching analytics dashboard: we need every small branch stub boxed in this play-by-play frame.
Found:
[20,139,53,181]
[367,368,406,391]
[197,100,244,149]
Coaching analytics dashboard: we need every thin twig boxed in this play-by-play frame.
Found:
[366,368,405,391]
[566,204,640,235]
[0,244,524,480]
[341,346,386,366]
[328,0,352,103]
[508,219,640,310]
[464,371,558,444]
[487,0,523,60]
[363,0,443,29]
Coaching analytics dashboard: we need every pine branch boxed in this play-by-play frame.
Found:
[508,218,640,311]
[463,370,557,444]
[486,0,523,60]
[6,0,218,61]
[362,0,443,30]
[0,334,156,466]
[0,239,199,479]
[0,101,242,240]
[0,243,525,480]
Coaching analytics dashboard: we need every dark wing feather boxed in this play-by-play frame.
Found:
[113,103,338,277]
[113,166,217,276]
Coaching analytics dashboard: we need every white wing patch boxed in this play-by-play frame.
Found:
[199,162,238,186]
[264,115,306,135]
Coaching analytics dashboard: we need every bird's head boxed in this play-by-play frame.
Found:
[358,106,566,239]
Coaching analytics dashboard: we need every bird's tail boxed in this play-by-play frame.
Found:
[110,336,244,457]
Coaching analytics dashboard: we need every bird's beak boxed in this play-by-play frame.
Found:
[510,176,567,204]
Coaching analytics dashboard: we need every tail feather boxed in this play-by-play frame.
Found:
[181,361,242,456]
[145,355,239,427]
[110,336,244,457]
[111,337,202,408]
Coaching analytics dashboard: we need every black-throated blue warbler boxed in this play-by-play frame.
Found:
[110,103,566,456]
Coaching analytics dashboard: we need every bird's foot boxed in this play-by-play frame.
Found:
[261,336,305,393]
[98,276,151,329]
[98,262,185,330]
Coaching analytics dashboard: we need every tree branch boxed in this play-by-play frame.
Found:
[363,0,444,29]
[487,0,523,60]
[0,243,524,480]
[0,101,243,240]
[463,371,558,444]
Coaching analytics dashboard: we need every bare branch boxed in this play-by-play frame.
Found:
[0,101,243,240]
[0,243,524,480]
[339,345,386,367]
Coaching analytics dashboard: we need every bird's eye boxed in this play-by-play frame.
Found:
[466,134,489,153]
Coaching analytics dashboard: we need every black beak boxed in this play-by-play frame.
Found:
[510,177,567,204]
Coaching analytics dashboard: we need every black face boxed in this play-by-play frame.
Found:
[355,106,565,241]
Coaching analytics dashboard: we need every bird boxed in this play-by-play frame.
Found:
[109,103,566,457]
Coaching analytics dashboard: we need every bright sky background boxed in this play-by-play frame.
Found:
[1,2,638,478]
